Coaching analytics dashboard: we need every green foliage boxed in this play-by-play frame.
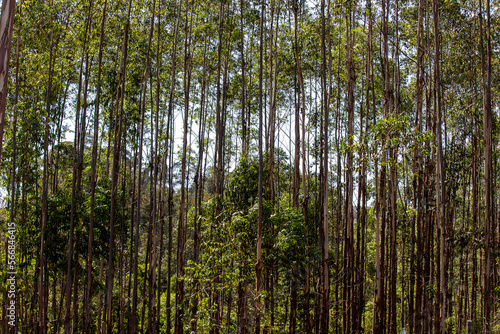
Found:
[273,207,306,269]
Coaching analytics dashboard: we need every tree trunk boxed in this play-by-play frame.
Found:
[294,1,311,331]
[290,2,300,331]
[240,0,247,156]
[96,258,104,334]
[84,2,107,332]
[414,0,425,331]
[433,0,446,331]
[105,0,132,328]
[40,19,56,334]
[320,0,330,331]
[479,0,493,330]
[344,5,356,333]
[64,2,93,331]
[0,0,16,163]
[174,2,193,332]
[190,37,208,334]
[389,0,399,332]
[255,2,265,333]
[3,2,19,330]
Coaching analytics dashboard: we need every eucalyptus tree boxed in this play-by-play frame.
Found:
[255,1,264,332]
[479,0,493,330]
[105,0,133,330]
[84,2,107,332]
[0,0,16,163]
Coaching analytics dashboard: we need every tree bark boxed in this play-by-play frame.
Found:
[0,0,16,163]
[105,0,133,329]
[433,0,446,331]
[84,2,107,332]
[164,2,182,332]
[40,17,56,334]
[344,4,356,332]
[320,0,330,332]
[64,2,93,331]
[255,2,265,333]
[240,0,247,156]
[290,2,300,331]
[174,1,193,332]
[3,3,19,330]
[479,0,493,330]
[191,38,208,334]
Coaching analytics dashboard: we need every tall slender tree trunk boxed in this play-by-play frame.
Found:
[293,1,311,331]
[64,3,92,331]
[334,14,343,333]
[290,2,300,332]
[433,0,446,331]
[240,0,247,156]
[344,4,356,332]
[374,126,387,334]
[166,115,175,334]
[292,0,300,210]
[0,0,16,163]
[127,126,138,334]
[268,0,277,204]
[84,2,107,332]
[211,5,230,331]
[299,61,312,334]
[3,4,20,330]
[118,149,127,334]
[389,0,398,332]
[414,0,425,331]
[320,0,330,331]
[356,3,373,332]
[132,46,148,334]
[479,0,493,330]
[174,2,193,332]
[154,3,164,332]
[105,0,133,329]
[40,18,55,334]
[255,2,265,333]
[423,45,434,334]
[164,2,182,332]
[470,66,479,326]
[135,1,157,331]
[191,38,208,334]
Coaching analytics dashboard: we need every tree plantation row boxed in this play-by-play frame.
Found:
[0,0,498,333]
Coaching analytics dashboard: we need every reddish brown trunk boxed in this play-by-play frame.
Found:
[479,0,493,330]
[0,0,16,163]
[84,2,107,332]
[255,2,264,333]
